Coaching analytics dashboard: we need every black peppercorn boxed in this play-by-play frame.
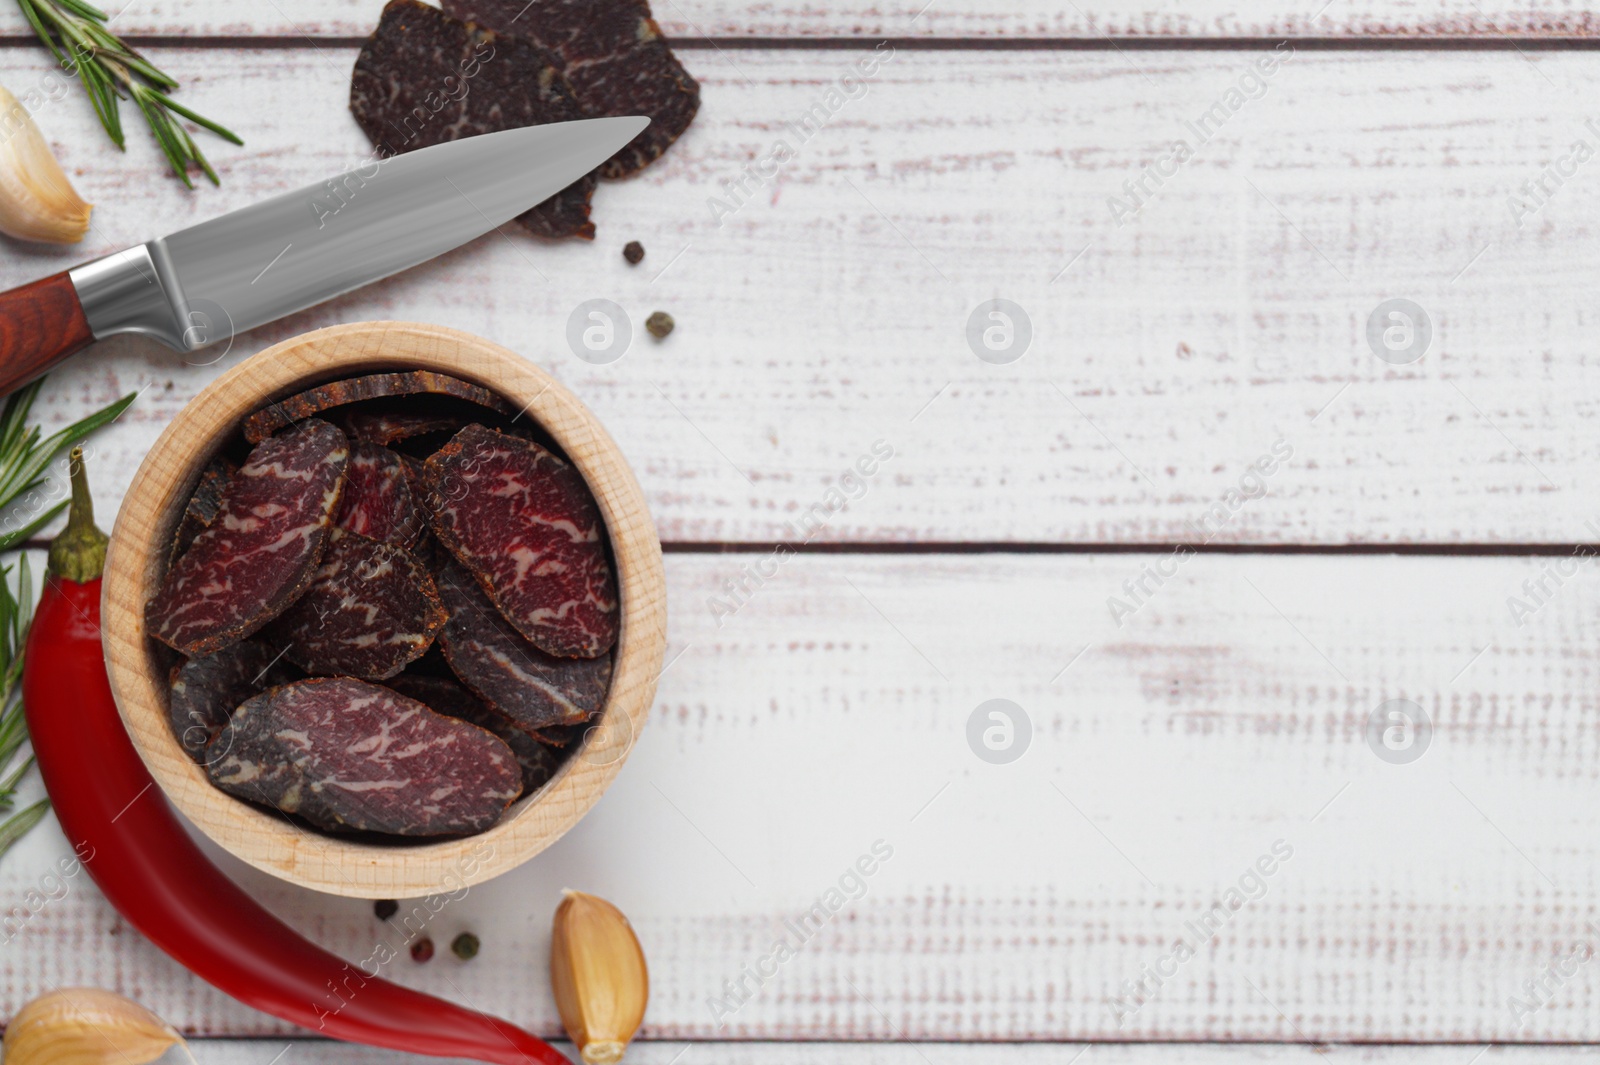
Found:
[645,311,674,339]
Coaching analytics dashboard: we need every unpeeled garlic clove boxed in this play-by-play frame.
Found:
[550,889,649,1065]
[2,987,187,1065]
[0,82,91,244]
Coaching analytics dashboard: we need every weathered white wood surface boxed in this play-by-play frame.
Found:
[7,46,1600,545]
[173,1046,1600,1064]
[6,554,1600,1042]
[0,0,1596,40]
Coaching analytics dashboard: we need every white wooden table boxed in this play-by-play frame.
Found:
[3,1,1599,1061]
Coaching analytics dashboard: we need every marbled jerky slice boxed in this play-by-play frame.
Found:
[335,440,424,547]
[206,677,521,837]
[243,371,513,444]
[168,457,235,568]
[267,529,447,680]
[166,639,296,762]
[435,560,612,731]
[388,673,564,796]
[146,420,348,655]
[350,0,599,241]
[422,424,618,658]
[442,0,699,178]
[344,410,468,446]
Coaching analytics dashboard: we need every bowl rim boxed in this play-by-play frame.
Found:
[101,321,666,898]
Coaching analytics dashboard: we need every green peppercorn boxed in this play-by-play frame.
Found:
[411,937,434,962]
[374,899,398,920]
[645,311,674,339]
[451,932,481,960]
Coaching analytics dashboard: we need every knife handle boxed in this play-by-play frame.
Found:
[0,271,94,397]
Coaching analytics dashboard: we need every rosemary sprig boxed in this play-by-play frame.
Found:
[0,380,136,862]
[14,0,242,187]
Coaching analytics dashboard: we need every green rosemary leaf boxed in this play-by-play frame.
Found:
[0,800,48,861]
[0,390,135,506]
[0,382,135,865]
[13,0,239,184]
[0,501,66,554]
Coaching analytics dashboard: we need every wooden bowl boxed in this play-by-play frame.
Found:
[102,322,666,898]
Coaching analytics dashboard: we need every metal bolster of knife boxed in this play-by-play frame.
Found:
[68,243,194,352]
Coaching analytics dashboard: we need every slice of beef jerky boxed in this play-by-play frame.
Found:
[423,424,618,658]
[168,457,235,568]
[243,371,514,444]
[350,0,598,241]
[206,677,520,837]
[266,529,447,680]
[345,410,468,446]
[335,441,424,547]
[166,640,296,762]
[442,0,699,178]
[435,561,611,731]
[146,420,349,656]
[388,673,563,796]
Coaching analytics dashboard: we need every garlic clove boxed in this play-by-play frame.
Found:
[550,889,649,1065]
[2,987,186,1065]
[0,83,91,244]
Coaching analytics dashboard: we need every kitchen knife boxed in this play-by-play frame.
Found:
[0,114,650,395]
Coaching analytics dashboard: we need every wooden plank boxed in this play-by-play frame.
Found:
[0,0,1596,41]
[174,1044,1600,1063]
[9,45,1600,546]
[5,553,1600,1042]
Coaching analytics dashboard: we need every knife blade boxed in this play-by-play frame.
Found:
[0,115,648,395]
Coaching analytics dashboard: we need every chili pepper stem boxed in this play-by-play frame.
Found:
[47,446,107,583]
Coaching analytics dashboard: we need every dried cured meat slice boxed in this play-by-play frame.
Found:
[267,529,447,680]
[166,640,296,762]
[422,424,618,658]
[442,0,700,178]
[344,410,467,446]
[168,457,234,567]
[350,0,599,241]
[206,677,521,837]
[243,371,513,444]
[388,673,563,796]
[146,420,348,656]
[334,441,424,547]
[435,561,611,732]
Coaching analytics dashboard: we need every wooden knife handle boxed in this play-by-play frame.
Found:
[0,272,94,397]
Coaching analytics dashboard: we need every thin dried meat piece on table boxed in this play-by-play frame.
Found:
[244,371,513,444]
[443,0,700,178]
[206,677,521,837]
[146,420,348,656]
[350,0,598,241]
[388,673,564,796]
[435,560,611,732]
[166,640,296,762]
[167,457,235,567]
[335,440,424,546]
[344,410,467,446]
[422,424,618,658]
[266,529,446,680]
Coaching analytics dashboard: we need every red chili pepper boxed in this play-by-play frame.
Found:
[23,449,569,1065]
